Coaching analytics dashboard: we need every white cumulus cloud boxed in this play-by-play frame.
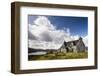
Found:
[29,16,67,43]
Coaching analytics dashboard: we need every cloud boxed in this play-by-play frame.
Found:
[29,16,67,43]
[28,16,87,49]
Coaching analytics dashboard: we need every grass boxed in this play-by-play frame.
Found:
[28,51,88,61]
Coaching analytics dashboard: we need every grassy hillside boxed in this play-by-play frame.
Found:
[28,52,88,60]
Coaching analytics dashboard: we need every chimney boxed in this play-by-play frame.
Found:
[79,37,82,41]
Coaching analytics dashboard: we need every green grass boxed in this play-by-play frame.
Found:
[28,51,88,61]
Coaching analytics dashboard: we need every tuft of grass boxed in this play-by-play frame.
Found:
[28,51,88,61]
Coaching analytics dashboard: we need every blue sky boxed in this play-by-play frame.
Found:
[28,15,88,37]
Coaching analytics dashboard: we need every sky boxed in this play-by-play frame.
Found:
[28,15,88,49]
[28,15,88,37]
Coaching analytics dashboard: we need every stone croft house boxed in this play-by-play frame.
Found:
[58,37,86,53]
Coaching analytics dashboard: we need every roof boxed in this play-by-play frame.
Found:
[64,40,79,46]
[64,37,83,46]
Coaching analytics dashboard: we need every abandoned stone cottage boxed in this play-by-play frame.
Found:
[58,37,86,53]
